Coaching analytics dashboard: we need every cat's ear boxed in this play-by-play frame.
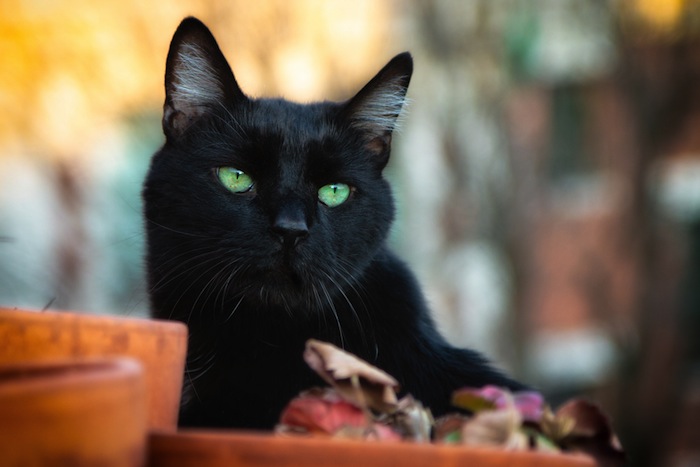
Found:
[341,52,413,166]
[163,17,246,139]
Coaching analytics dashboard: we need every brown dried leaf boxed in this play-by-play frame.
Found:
[304,339,399,413]
[557,399,614,439]
[529,429,562,453]
[556,399,626,467]
[540,406,576,442]
[433,414,470,444]
[460,405,528,450]
[379,395,433,442]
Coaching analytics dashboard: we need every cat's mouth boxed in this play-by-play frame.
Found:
[251,268,313,309]
[239,242,328,308]
[258,253,306,288]
[268,242,307,280]
[269,266,304,288]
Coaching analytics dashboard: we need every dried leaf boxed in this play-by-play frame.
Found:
[451,388,498,413]
[441,431,462,444]
[511,391,546,422]
[277,388,403,441]
[556,399,626,467]
[379,395,433,442]
[557,399,615,439]
[530,430,562,453]
[278,388,367,435]
[304,339,399,413]
[540,406,576,442]
[284,343,625,461]
[460,404,528,450]
[433,414,470,444]
[452,385,544,422]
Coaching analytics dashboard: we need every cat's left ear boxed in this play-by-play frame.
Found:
[341,52,413,167]
[163,17,246,140]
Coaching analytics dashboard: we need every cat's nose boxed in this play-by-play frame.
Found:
[271,214,309,246]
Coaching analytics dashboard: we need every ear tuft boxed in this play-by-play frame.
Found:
[163,17,245,139]
[169,41,225,113]
[345,52,413,137]
[342,52,413,155]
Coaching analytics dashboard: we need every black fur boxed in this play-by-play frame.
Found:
[144,17,525,429]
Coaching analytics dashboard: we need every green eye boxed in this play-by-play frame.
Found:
[318,183,351,207]
[218,167,254,193]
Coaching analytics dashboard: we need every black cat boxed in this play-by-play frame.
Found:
[143,17,525,429]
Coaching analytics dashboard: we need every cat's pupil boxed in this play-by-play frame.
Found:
[318,183,351,207]
[218,167,254,193]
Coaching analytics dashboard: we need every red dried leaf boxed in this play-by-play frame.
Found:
[279,389,367,435]
[278,388,402,441]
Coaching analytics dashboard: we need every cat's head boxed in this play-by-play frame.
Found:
[144,17,412,317]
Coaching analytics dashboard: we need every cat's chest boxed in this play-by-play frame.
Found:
[189,305,371,364]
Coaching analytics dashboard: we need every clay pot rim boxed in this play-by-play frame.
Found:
[149,429,597,466]
[0,357,143,396]
[0,307,187,336]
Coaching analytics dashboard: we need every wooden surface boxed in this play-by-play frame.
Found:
[0,358,146,466]
[148,430,597,467]
[0,307,187,430]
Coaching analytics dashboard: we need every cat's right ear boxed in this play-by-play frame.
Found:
[340,52,413,168]
[163,17,246,139]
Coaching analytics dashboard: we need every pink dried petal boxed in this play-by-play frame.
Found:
[512,391,545,422]
[452,385,544,422]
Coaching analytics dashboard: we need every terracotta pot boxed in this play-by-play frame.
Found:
[148,430,596,467]
[0,307,187,430]
[0,358,146,466]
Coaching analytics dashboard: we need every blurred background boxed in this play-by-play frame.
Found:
[2,0,699,464]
